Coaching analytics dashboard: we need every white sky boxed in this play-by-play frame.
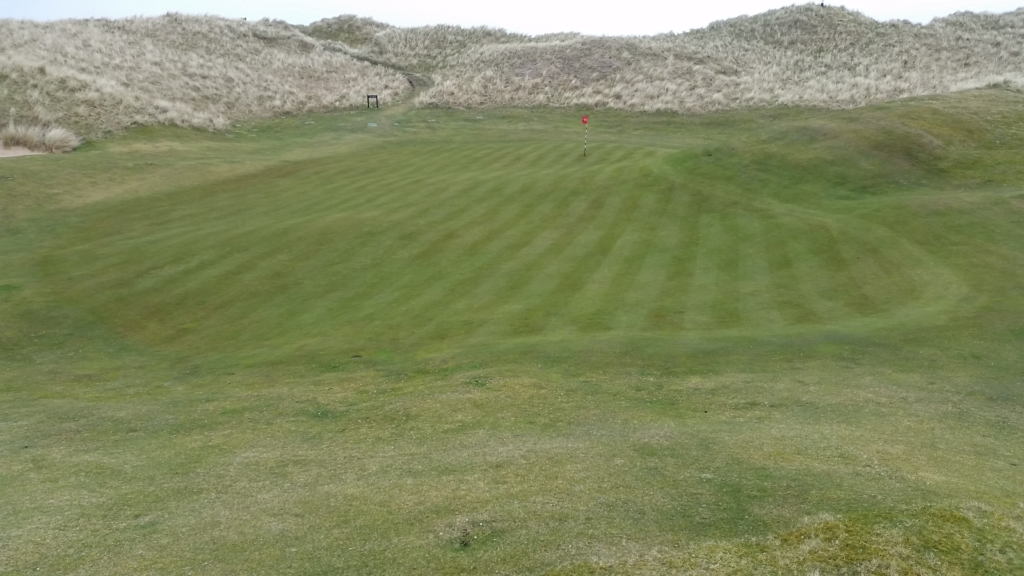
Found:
[2,1,1022,35]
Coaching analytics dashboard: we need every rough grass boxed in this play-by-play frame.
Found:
[0,14,410,137]
[1,90,1023,573]
[302,14,394,47]
[4,4,1024,139]
[412,5,1024,111]
[1,122,80,153]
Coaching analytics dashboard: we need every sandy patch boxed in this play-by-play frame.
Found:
[0,146,44,159]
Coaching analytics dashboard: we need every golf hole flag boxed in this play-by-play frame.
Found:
[582,115,589,156]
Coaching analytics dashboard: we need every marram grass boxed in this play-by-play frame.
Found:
[4,5,1024,139]
[1,90,1023,574]
[1,122,80,153]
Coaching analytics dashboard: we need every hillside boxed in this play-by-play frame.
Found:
[3,5,1024,137]
[389,6,1024,112]
[0,15,409,137]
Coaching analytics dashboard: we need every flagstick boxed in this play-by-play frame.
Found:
[581,115,589,157]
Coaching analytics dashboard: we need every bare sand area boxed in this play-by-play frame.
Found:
[0,146,44,158]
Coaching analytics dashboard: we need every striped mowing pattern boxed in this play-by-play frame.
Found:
[44,139,961,356]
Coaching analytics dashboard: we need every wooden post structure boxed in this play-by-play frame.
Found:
[367,95,379,108]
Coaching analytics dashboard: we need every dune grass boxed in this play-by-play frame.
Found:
[1,90,1023,573]
[357,5,1024,113]
[1,122,80,153]
[5,5,1024,139]
[0,14,409,137]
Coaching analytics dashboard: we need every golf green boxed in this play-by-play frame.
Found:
[2,91,1022,573]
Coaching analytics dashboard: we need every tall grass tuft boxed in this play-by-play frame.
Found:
[1,122,81,153]
[1,123,43,150]
[40,125,82,153]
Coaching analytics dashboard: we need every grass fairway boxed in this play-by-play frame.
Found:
[2,91,1024,574]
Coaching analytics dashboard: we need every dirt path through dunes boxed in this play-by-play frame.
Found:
[0,146,44,159]
[378,72,432,117]
[359,71,430,131]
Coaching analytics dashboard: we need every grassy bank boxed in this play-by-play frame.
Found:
[1,90,1023,573]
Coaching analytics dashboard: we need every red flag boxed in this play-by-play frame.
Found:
[581,115,589,125]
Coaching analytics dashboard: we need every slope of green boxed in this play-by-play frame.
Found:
[1,90,1023,574]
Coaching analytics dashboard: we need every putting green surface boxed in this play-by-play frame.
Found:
[2,92,1024,573]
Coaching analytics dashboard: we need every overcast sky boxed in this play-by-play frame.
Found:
[2,1,1022,35]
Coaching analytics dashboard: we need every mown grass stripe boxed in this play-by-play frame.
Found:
[644,184,704,332]
[684,214,727,331]
[330,176,563,332]
[466,181,622,340]
[406,172,603,343]
[783,217,853,323]
[302,178,533,327]
[807,220,883,317]
[374,176,572,335]
[829,222,917,314]
[613,178,687,334]
[708,208,743,328]
[735,211,785,328]
[339,165,492,219]
[761,210,820,326]
[335,168,596,337]
[515,162,659,336]
[484,142,552,173]
[234,160,418,220]
[307,145,484,216]
[563,166,669,334]
[58,159,434,300]
[147,171,503,331]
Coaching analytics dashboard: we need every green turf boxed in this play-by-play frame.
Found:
[2,91,1023,574]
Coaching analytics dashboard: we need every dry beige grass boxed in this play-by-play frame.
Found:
[302,14,393,47]
[397,5,1024,112]
[1,121,80,153]
[3,5,1024,139]
[0,14,409,137]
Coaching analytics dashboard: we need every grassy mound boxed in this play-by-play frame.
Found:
[1,90,1022,573]
[302,14,394,47]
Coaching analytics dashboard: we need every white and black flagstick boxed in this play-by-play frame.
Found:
[582,115,589,157]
